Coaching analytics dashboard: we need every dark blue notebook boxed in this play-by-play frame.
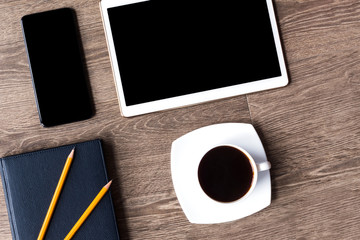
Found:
[0,139,119,240]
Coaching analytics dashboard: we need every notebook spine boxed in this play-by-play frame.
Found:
[0,158,18,240]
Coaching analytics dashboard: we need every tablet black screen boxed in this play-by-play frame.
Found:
[108,0,281,106]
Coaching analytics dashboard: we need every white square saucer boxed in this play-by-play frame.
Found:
[171,123,271,224]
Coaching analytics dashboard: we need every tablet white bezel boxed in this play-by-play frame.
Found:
[100,0,288,117]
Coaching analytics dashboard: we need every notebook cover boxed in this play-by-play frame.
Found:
[0,139,119,240]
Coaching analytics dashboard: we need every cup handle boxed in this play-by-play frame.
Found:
[256,161,271,172]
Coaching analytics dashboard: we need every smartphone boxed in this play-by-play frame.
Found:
[21,8,93,127]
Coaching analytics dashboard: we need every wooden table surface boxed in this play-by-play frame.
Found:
[1,0,360,239]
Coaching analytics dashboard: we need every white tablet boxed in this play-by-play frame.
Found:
[100,0,288,117]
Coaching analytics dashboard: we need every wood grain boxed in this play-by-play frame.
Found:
[247,0,360,239]
[1,0,360,239]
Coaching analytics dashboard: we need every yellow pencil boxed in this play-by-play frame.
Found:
[64,180,112,240]
[37,148,75,240]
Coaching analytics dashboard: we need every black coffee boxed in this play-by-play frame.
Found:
[198,146,254,202]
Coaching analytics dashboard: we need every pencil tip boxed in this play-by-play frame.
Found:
[104,180,112,189]
[69,147,75,158]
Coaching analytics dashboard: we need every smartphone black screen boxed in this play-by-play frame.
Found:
[21,8,93,127]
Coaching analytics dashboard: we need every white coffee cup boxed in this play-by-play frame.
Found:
[197,144,271,203]
[171,123,272,224]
